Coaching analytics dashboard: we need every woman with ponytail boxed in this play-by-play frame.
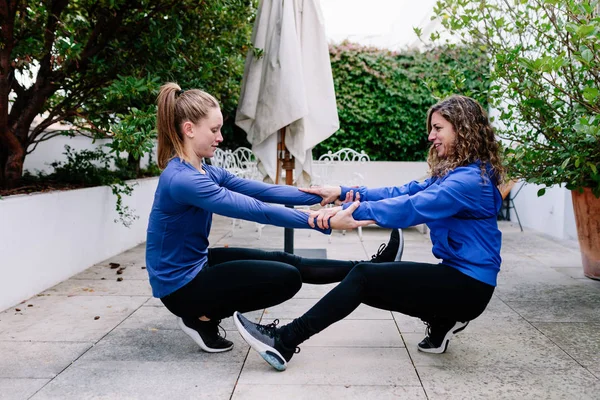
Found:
[146,83,379,353]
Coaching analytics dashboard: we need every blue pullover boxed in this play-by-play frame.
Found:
[146,158,328,298]
[341,162,502,286]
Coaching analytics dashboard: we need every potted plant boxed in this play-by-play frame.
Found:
[420,0,600,279]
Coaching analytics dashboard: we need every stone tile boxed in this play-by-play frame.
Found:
[418,365,600,400]
[294,283,338,299]
[0,295,147,342]
[261,318,404,348]
[505,300,600,322]
[79,328,249,363]
[120,305,263,332]
[393,296,538,336]
[403,332,577,370]
[532,322,600,371]
[30,361,241,400]
[239,347,420,386]
[495,280,600,303]
[44,279,152,296]
[0,378,49,400]
[552,266,588,279]
[263,298,393,320]
[102,244,146,266]
[0,341,92,379]
[117,305,179,331]
[529,252,582,269]
[143,297,163,307]
[232,384,426,400]
[72,262,149,280]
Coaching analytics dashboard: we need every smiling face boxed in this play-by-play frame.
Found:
[181,107,223,159]
[428,111,457,159]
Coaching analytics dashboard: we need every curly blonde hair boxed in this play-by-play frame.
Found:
[426,95,504,185]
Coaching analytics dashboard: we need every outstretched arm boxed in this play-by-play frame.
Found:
[171,172,330,233]
[340,178,434,202]
[342,173,482,228]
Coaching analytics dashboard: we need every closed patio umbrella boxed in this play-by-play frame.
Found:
[236,0,339,187]
[235,0,339,253]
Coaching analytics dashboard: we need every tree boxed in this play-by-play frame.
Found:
[423,0,600,196]
[0,0,255,188]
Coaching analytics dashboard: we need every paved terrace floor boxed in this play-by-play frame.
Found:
[1,216,599,399]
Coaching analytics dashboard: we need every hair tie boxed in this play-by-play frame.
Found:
[176,89,185,97]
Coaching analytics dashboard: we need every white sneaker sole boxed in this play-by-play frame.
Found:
[418,321,469,354]
[177,317,233,353]
[395,229,404,262]
[233,311,287,371]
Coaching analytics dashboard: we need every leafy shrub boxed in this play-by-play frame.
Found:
[314,42,490,161]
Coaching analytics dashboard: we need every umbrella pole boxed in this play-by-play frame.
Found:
[278,127,295,254]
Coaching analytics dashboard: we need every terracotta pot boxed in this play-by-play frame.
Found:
[571,188,600,280]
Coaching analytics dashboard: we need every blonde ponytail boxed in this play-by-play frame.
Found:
[156,82,220,169]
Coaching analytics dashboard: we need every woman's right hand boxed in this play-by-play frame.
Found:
[299,185,342,206]
[307,206,342,229]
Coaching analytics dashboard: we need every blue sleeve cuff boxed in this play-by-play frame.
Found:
[311,216,332,234]
[340,186,353,202]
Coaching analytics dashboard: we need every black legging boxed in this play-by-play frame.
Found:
[283,261,495,346]
[160,247,359,320]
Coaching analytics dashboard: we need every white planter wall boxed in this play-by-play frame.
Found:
[0,177,158,312]
[510,182,578,241]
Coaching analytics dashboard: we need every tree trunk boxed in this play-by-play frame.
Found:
[127,153,140,176]
[0,130,25,189]
[571,188,600,280]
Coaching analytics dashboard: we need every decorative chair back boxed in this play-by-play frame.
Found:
[318,148,370,162]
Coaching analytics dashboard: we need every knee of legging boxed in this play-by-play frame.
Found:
[345,262,371,283]
[278,264,302,294]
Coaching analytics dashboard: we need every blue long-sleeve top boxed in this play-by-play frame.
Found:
[146,158,328,298]
[340,161,502,286]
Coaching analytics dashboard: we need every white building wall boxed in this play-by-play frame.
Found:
[510,182,578,240]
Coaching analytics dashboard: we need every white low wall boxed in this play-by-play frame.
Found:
[510,182,578,241]
[24,135,157,175]
[0,177,159,312]
[311,161,429,187]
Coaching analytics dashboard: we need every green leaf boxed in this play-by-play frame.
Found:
[537,188,546,197]
[580,47,593,63]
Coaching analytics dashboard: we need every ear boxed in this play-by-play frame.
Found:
[182,121,194,138]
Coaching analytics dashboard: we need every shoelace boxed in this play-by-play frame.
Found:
[423,321,432,338]
[256,319,280,338]
[214,319,227,340]
[256,319,301,355]
[371,243,387,260]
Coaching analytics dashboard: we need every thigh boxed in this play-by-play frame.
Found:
[161,259,302,320]
[208,247,357,284]
[207,247,286,265]
[356,261,493,321]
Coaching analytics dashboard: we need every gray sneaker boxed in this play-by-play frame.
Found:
[233,311,298,371]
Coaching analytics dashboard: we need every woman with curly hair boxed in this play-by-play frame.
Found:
[234,95,506,371]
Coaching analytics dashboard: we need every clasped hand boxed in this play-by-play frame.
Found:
[307,202,374,230]
[299,185,360,206]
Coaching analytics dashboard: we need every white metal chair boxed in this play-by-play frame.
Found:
[211,147,265,238]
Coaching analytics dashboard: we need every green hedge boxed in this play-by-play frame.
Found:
[313,42,490,161]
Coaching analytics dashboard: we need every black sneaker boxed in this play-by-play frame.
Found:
[371,228,404,263]
[177,317,233,353]
[233,311,298,371]
[418,320,469,354]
